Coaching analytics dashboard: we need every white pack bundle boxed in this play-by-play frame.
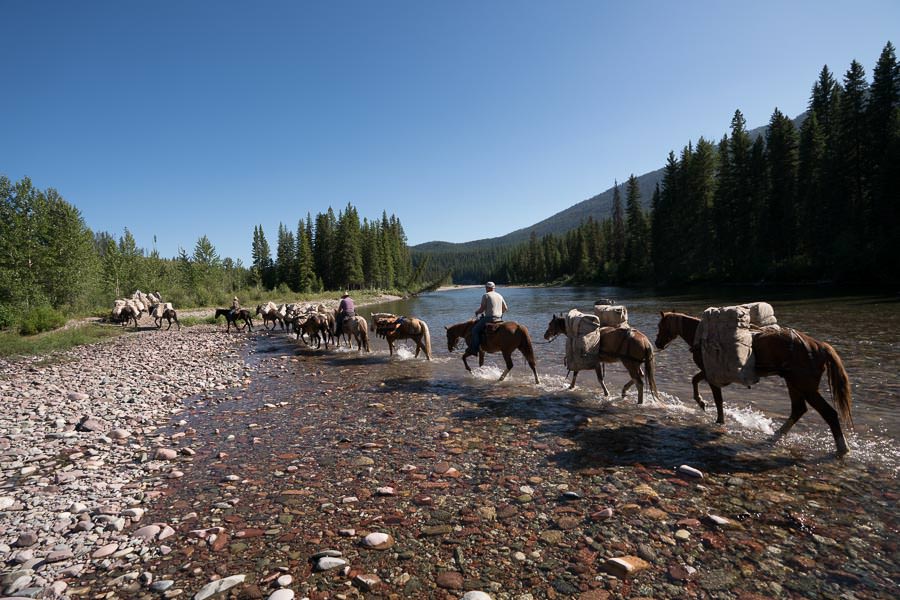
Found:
[696,305,757,388]
[593,304,629,327]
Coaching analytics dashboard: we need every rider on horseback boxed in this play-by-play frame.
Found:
[465,281,507,357]
[230,296,240,319]
[336,292,355,338]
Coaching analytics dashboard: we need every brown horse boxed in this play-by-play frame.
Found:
[372,314,433,360]
[655,311,853,456]
[445,319,539,383]
[153,307,181,330]
[294,313,329,349]
[543,315,658,404]
[339,315,370,352]
[215,308,253,333]
[117,305,143,328]
[256,303,285,331]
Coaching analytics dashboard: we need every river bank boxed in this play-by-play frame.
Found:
[1,315,896,599]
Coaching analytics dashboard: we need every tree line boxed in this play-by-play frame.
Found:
[250,204,413,293]
[415,41,900,287]
[0,179,413,331]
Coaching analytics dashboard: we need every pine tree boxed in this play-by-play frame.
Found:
[764,108,799,270]
[275,223,296,290]
[314,209,337,290]
[335,204,364,289]
[251,225,274,289]
[837,60,870,248]
[623,174,650,281]
[295,218,316,292]
[610,181,625,266]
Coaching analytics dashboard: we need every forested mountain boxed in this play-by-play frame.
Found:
[414,42,898,287]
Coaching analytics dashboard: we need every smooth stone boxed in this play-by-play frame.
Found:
[155,448,178,460]
[92,543,119,559]
[0,497,14,510]
[14,533,38,547]
[315,556,347,571]
[353,574,381,592]
[600,556,650,579]
[109,428,132,440]
[677,465,704,478]
[267,590,294,600]
[435,571,464,590]
[151,580,175,592]
[194,574,246,600]
[310,550,342,559]
[133,525,161,541]
[462,592,493,600]
[361,532,394,550]
[275,575,292,587]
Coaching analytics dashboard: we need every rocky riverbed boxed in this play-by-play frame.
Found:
[1,322,897,600]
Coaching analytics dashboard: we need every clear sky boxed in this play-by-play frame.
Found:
[2,1,897,264]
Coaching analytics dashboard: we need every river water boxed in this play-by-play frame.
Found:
[358,286,900,469]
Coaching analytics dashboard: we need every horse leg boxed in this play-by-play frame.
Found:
[710,385,725,424]
[498,351,514,382]
[462,354,473,373]
[803,387,850,456]
[772,383,808,443]
[478,351,485,367]
[594,364,609,396]
[691,371,707,411]
[570,370,579,390]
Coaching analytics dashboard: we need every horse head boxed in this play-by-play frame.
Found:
[543,314,564,341]
[655,311,677,350]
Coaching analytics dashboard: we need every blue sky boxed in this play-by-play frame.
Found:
[2,1,897,264]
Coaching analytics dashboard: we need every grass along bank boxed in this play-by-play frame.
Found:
[0,289,404,359]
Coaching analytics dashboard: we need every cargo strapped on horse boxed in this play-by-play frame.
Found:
[696,305,760,388]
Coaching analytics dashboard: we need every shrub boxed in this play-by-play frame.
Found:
[0,304,14,330]
[19,306,67,336]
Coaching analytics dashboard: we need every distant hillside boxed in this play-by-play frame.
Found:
[412,113,806,255]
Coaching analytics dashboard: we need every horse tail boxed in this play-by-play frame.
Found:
[518,326,537,366]
[420,320,432,360]
[822,341,853,430]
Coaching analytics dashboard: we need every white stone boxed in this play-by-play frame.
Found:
[677,465,704,478]
[276,575,293,587]
[0,496,14,510]
[132,524,161,541]
[194,574,246,600]
[462,593,494,600]
[316,556,347,571]
[92,543,119,558]
[268,589,294,600]
[361,532,393,549]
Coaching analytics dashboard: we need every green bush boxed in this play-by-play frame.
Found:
[0,304,13,330]
[19,306,67,336]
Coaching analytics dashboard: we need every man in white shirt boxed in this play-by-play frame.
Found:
[465,281,508,357]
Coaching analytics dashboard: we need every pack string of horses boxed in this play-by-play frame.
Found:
[112,295,855,457]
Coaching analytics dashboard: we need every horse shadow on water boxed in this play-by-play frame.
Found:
[428,379,805,475]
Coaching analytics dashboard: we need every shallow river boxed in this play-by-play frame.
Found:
[358,286,899,469]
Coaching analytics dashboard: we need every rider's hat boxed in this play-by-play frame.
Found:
[485,281,495,289]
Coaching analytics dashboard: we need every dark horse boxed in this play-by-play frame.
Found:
[294,313,330,349]
[543,314,658,404]
[214,308,253,333]
[153,307,180,330]
[655,311,853,456]
[445,319,539,384]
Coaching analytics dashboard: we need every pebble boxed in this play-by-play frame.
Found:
[461,592,493,600]
[315,556,347,571]
[276,575,292,587]
[194,574,246,600]
[361,532,394,550]
[267,590,294,600]
[677,464,704,478]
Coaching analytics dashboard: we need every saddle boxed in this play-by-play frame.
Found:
[484,320,504,334]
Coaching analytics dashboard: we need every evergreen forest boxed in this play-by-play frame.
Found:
[414,42,900,288]
[0,178,414,333]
